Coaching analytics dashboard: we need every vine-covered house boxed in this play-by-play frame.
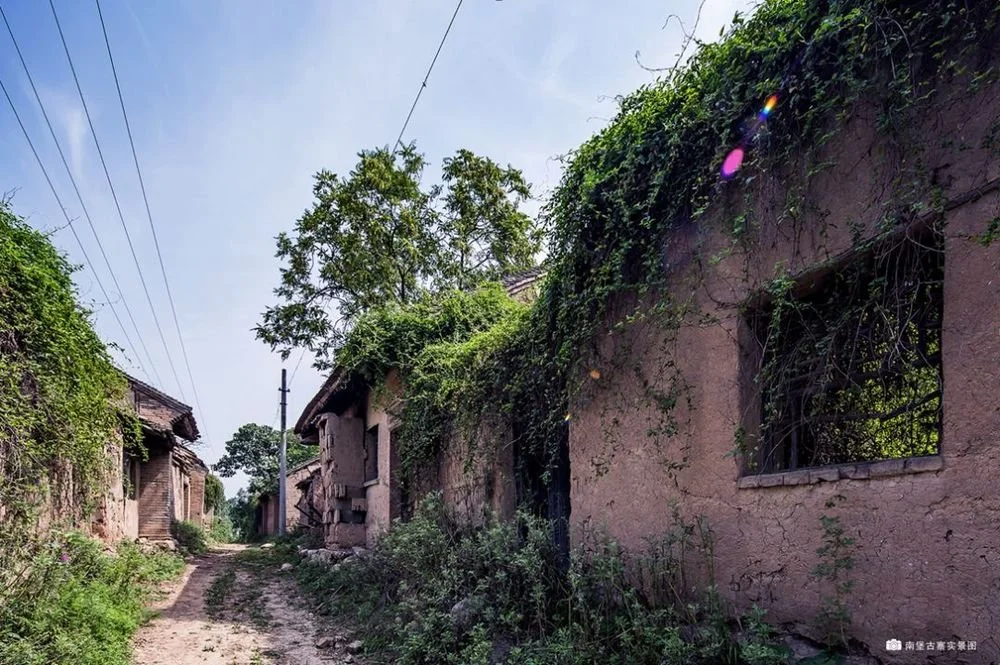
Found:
[294,269,546,549]
[291,1,999,658]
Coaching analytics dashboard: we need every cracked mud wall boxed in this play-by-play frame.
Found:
[567,72,1000,660]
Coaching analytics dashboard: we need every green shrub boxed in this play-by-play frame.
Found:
[293,494,786,665]
[208,514,235,544]
[171,520,209,555]
[204,474,226,515]
[0,202,140,613]
[0,531,183,665]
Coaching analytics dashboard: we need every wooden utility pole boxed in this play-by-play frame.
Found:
[278,368,288,536]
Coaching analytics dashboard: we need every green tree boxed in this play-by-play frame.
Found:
[438,149,538,290]
[227,488,257,543]
[255,143,541,369]
[204,474,226,514]
[213,423,314,492]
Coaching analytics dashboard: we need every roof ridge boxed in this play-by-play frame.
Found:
[122,371,194,414]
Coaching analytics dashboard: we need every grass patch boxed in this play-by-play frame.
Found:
[234,542,300,569]
[235,584,272,629]
[207,553,275,629]
[0,532,184,665]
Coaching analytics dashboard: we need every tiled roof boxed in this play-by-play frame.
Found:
[500,265,548,296]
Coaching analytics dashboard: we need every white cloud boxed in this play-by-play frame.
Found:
[63,104,87,183]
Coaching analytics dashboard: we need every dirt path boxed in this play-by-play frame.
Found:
[133,545,361,665]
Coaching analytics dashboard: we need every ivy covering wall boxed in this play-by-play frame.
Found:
[0,202,135,597]
[332,0,998,492]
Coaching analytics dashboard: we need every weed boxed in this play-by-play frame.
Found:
[171,520,209,556]
[811,498,856,649]
[207,514,236,543]
[235,585,272,629]
[0,532,184,665]
[290,494,785,665]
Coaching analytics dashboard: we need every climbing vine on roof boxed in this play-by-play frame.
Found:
[335,283,527,474]
[498,0,999,475]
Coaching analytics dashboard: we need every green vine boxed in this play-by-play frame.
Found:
[811,495,857,649]
[336,283,527,477]
[0,202,135,600]
[331,0,998,495]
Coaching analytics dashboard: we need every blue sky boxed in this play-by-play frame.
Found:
[0,0,753,497]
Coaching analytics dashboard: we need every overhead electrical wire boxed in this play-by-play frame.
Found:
[288,0,466,392]
[393,0,464,153]
[47,0,188,401]
[94,0,210,438]
[0,71,153,383]
[0,4,161,386]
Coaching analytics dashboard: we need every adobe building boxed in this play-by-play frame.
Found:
[291,44,999,659]
[563,73,1000,659]
[122,374,209,542]
[294,271,546,549]
[254,456,322,537]
[294,369,404,548]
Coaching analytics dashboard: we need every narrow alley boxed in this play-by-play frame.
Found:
[133,546,361,665]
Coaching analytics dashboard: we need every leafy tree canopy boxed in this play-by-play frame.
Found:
[227,488,257,542]
[203,474,226,514]
[213,423,314,493]
[255,143,542,369]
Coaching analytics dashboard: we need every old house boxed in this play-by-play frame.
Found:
[293,60,1000,658]
[254,456,322,537]
[557,72,1000,660]
[122,374,209,542]
[295,369,405,548]
[294,271,547,550]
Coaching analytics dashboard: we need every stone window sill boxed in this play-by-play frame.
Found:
[737,455,943,489]
[363,478,380,488]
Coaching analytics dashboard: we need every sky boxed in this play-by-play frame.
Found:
[0,0,755,498]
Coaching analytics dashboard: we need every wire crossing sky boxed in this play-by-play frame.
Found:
[0,0,754,496]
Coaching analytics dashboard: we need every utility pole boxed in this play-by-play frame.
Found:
[278,368,288,536]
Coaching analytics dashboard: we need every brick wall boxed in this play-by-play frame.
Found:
[189,468,206,525]
[257,495,279,536]
[138,449,172,540]
[131,387,184,431]
[90,440,129,542]
[317,411,367,548]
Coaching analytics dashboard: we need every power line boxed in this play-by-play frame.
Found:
[269,399,280,430]
[47,0,187,401]
[292,0,462,393]
[94,0,210,438]
[0,71,151,382]
[288,347,307,387]
[0,4,161,386]
[393,0,464,152]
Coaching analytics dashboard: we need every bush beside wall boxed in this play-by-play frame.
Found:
[0,532,184,665]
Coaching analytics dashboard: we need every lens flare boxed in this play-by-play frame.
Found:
[762,94,778,116]
[721,147,745,179]
[721,94,780,180]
